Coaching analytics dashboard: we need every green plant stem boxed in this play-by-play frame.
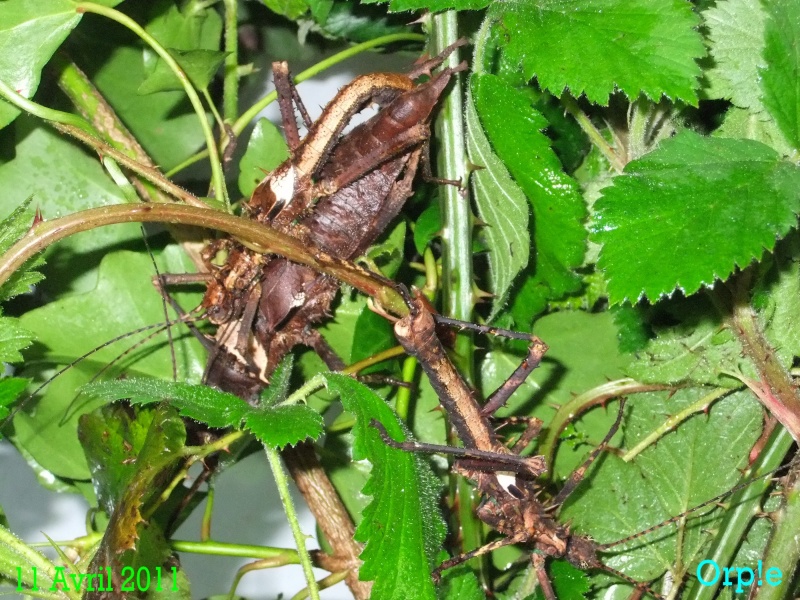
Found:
[291,571,348,600]
[752,461,800,600]
[622,387,733,462]
[395,356,417,421]
[265,446,321,600]
[0,78,95,135]
[562,95,625,172]
[684,426,794,600]
[0,204,406,316]
[75,2,229,208]
[171,539,300,560]
[728,279,800,441]
[540,378,673,467]
[53,123,210,208]
[222,0,238,123]
[170,33,426,177]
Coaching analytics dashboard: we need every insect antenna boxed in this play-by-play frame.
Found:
[141,225,177,381]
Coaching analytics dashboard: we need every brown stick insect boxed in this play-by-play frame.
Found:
[373,289,798,599]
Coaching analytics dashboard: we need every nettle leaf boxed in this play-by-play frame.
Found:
[0,316,33,364]
[82,378,250,429]
[593,130,800,304]
[323,373,467,600]
[760,0,800,149]
[238,118,289,198]
[0,197,45,302]
[261,0,309,20]
[413,203,442,255]
[703,0,767,113]
[84,374,324,449]
[470,74,585,323]
[490,0,704,105]
[0,0,81,129]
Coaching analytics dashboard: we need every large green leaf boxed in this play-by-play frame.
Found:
[703,0,767,113]
[13,249,204,480]
[760,0,800,149]
[561,389,762,595]
[0,1,81,129]
[237,118,289,198]
[593,130,800,304]
[470,74,585,322]
[323,373,474,600]
[490,0,704,105]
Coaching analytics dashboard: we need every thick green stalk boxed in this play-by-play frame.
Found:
[222,0,238,123]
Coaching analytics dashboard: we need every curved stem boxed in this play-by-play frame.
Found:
[222,0,239,123]
[75,2,229,208]
[0,204,406,316]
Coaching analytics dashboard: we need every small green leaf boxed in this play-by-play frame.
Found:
[82,378,250,429]
[0,316,32,363]
[760,0,800,149]
[471,74,585,322]
[245,404,324,448]
[490,0,704,105]
[703,0,767,113]
[533,561,591,600]
[0,0,81,128]
[323,373,470,599]
[593,130,800,304]
[0,196,44,302]
[238,118,290,198]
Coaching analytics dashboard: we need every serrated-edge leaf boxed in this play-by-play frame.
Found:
[760,0,800,149]
[82,378,249,429]
[703,0,767,113]
[0,316,33,363]
[491,0,704,105]
[466,81,529,318]
[322,373,468,600]
[245,404,324,448]
[593,130,800,303]
[0,196,45,302]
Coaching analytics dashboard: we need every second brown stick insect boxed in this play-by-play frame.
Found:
[374,290,796,599]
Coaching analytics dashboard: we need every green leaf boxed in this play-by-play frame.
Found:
[593,130,800,304]
[0,196,44,302]
[261,0,310,20]
[238,118,290,198]
[760,0,800,149]
[490,0,705,105]
[413,202,442,255]
[532,561,591,600]
[138,48,227,94]
[245,404,324,448]
[0,0,81,129]
[471,74,586,323]
[13,249,205,480]
[0,316,33,363]
[466,78,530,317]
[703,0,767,113]
[0,377,27,431]
[311,2,412,41]
[78,404,159,515]
[561,390,761,589]
[386,0,489,11]
[625,296,748,387]
[323,373,470,600]
[82,378,250,429]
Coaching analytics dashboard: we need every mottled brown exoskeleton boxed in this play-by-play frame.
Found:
[200,42,466,399]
